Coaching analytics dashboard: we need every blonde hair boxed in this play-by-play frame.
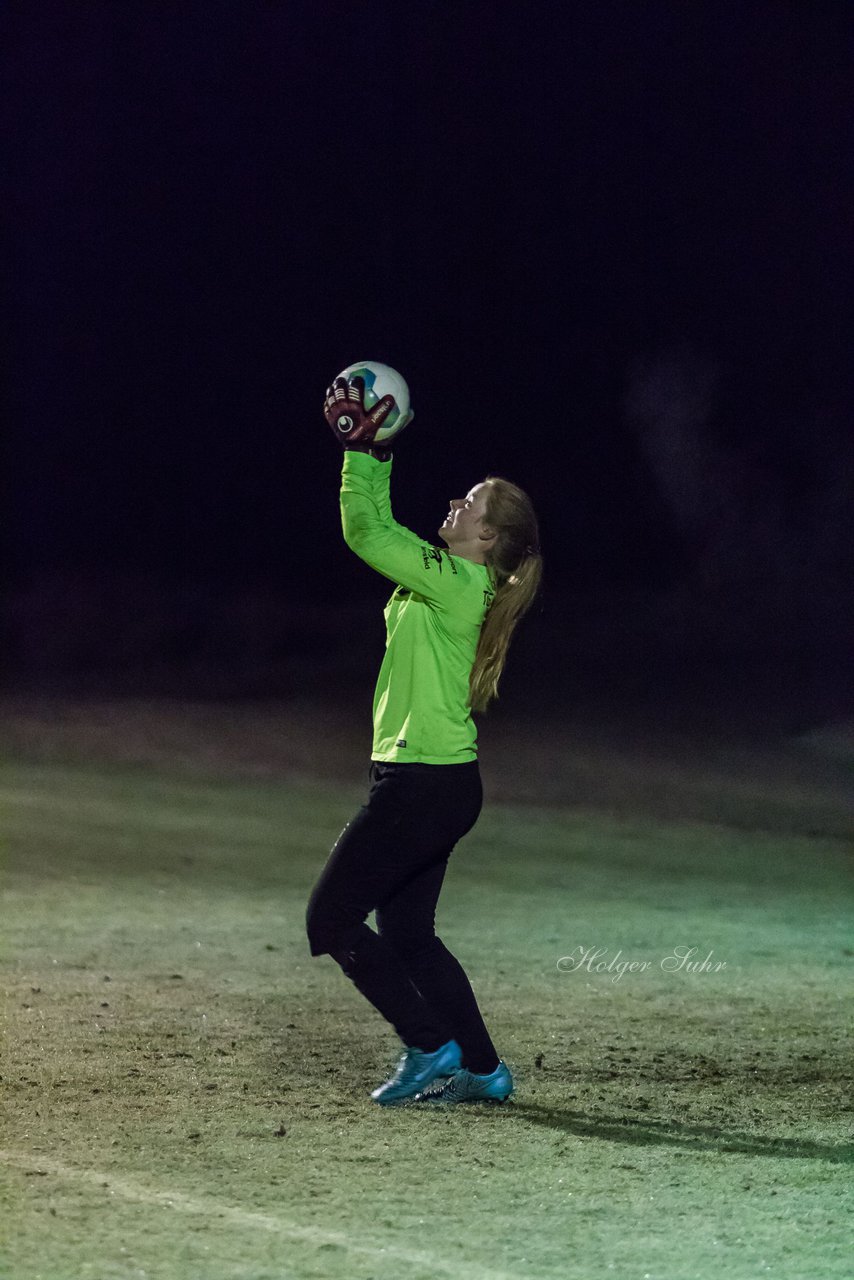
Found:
[469,476,542,712]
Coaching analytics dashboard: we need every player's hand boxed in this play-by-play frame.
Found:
[324,376,394,453]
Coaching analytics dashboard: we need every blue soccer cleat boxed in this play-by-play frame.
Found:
[370,1038,463,1106]
[414,1061,514,1104]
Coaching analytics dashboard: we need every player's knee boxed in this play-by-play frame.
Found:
[306,896,359,959]
[305,898,335,957]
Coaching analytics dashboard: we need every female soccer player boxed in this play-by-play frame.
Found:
[306,374,542,1105]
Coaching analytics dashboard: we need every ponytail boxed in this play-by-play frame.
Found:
[469,478,542,713]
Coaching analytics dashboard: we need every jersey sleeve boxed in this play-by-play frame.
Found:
[340,450,479,607]
[370,453,424,547]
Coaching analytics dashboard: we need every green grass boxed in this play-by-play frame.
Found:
[1,743,852,1280]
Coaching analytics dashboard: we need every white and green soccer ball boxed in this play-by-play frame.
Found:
[335,360,414,442]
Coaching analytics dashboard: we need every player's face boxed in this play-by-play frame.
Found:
[438,482,492,546]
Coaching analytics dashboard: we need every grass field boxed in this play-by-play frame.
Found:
[1,698,852,1279]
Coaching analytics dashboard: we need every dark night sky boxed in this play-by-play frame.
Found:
[4,0,852,607]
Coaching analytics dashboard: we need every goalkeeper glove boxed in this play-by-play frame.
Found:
[324,375,394,459]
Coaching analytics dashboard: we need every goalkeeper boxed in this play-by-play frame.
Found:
[306,374,542,1105]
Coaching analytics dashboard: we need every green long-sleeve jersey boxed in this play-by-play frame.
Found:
[340,450,495,763]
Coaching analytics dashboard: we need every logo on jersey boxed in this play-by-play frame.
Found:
[421,546,443,572]
[421,546,458,575]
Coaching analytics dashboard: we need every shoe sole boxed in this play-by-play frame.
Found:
[374,1077,458,1107]
[415,1088,513,1105]
[371,1053,462,1105]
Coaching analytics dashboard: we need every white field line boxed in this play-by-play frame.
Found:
[1,1149,519,1280]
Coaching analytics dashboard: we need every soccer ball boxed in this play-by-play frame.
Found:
[335,360,414,443]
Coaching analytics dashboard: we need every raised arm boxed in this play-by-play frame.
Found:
[340,451,478,606]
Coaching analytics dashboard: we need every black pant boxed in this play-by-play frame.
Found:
[305,760,500,1073]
